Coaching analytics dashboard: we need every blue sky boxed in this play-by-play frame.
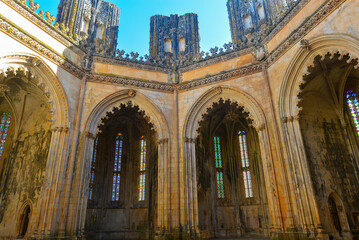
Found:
[35,0,232,56]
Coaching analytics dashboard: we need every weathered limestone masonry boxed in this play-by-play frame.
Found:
[149,13,200,60]
[57,0,120,55]
[0,0,358,239]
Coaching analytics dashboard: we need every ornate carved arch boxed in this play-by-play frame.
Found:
[279,34,359,119]
[184,86,267,139]
[85,89,170,140]
[74,89,171,234]
[0,53,70,129]
[182,86,283,233]
[277,34,359,234]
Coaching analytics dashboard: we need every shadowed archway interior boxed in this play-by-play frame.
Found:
[195,99,270,238]
[298,53,359,238]
[85,102,158,239]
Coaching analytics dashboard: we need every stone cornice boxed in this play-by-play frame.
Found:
[177,63,263,91]
[0,0,83,51]
[87,74,176,92]
[0,15,84,79]
[266,0,346,66]
[87,63,263,92]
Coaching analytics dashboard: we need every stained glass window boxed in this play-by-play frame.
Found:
[239,131,253,198]
[112,134,123,201]
[0,112,12,159]
[88,136,98,200]
[347,90,359,136]
[138,137,146,201]
[214,136,225,199]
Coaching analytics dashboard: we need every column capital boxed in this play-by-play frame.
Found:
[184,137,195,143]
[158,138,169,144]
[86,131,96,139]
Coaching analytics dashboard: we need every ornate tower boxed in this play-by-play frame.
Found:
[227,0,290,47]
[149,13,200,59]
[56,0,120,55]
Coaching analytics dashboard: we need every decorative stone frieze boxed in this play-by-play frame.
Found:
[178,63,263,90]
[87,74,175,92]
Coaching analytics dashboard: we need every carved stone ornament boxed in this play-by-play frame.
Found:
[253,45,267,61]
[128,89,136,98]
[0,84,10,97]
[300,39,310,51]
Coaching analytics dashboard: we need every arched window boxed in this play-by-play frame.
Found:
[346,90,359,136]
[112,134,123,201]
[239,131,253,198]
[88,136,98,200]
[138,136,147,201]
[0,112,12,159]
[18,205,30,238]
[214,136,225,199]
[328,196,342,234]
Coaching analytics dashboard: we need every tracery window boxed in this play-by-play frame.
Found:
[214,136,225,199]
[346,90,359,136]
[138,136,147,201]
[239,131,253,198]
[112,134,123,201]
[0,112,12,159]
[88,136,98,200]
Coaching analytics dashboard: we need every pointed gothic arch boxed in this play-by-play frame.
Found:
[72,89,171,236]
[279,34,359,237]
[182,86,282,235]
[0,53,71,237]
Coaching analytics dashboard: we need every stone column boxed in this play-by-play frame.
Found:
[183,137,199,236]
[32,126,70,238]
[75,131,97,237]
[256,124,283,234]
[281,115,324,236]
[157,138,170,233]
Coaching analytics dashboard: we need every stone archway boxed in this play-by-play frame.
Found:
[0,53,70,238]
[182,86,282,237]
[279,34,359,238]
[72,89,171,237]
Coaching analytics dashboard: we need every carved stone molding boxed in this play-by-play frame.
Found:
[178,64,263,91]
[0,0,83,48]
[266,0,346,66]
[0,16,84,79]
[88,74,175,92]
